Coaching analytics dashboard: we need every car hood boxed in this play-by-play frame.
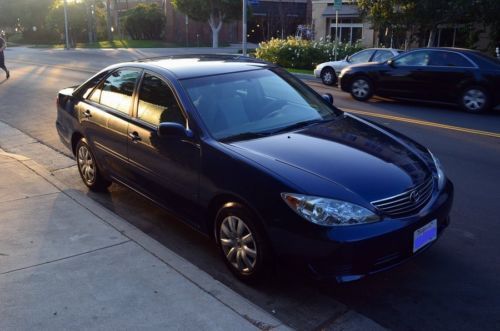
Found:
[225,116,431,202]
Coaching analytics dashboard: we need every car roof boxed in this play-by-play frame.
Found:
[408,47,477,54]
[365,48,402,52]
[128,54,275,79]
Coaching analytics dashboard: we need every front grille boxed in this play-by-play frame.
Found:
[371,178,434,217]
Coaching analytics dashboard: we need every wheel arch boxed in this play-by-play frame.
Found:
[71,131,84,156]
[207,193,268,242]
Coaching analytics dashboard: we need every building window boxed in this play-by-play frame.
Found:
[331,25,363,44]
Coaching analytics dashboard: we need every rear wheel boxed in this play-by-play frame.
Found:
[321,67,337,86]
[460,87,490,113]
[215,203,272,283]
[350,76,373,101]
[75,138,111,191]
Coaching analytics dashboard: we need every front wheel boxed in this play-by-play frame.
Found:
[76,138,111,192]
[215,204,272,283]
[350,77,373,101]
[321,67,337,85]
[460,87,490,113]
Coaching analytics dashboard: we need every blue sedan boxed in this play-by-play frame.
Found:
[56,55,453,283]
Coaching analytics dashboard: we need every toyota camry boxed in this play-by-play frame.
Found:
[56,55,453,283]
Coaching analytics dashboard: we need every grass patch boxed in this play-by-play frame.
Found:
[285,67,314,75]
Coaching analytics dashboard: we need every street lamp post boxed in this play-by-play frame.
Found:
[63,0,70,49]
[242,0,247,56]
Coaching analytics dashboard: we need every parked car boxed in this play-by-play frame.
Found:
[338,47,500,113]
[314,48,403,85]
[56,55,453,283]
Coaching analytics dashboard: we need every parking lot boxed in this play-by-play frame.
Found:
[1,47,499,330]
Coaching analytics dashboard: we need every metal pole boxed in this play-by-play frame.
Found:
[452,26,456,47]
[63,0,70,49]
[335,9,338,60]
[185,15,189,47]
[243,0,247,56]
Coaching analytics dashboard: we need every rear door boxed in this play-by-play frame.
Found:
[79,68,142,179]
[127,72,201,226]
[420,50,476,102]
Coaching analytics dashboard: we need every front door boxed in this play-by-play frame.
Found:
[127,72,201,227]
[377,50,432,99]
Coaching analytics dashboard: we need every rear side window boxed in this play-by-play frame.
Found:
[428,51,473,67]
[137,73,185,126]
[97,69,142,114]
[79,71,109,99]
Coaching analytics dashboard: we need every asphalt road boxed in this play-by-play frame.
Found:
[1,47,499,331]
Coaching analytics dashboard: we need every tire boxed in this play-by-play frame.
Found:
[75,138,111,192]
[321,67,337,86]
[460,86,490,113]
[215,203,272,283]
[350,76,373,101]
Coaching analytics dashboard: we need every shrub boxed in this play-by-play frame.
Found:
[255,37,364,69]
[123,3,165,40]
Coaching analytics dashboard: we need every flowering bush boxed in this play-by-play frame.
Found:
[255,37,364,69]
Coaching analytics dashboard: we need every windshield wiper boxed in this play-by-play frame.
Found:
[271,118,329,134]
[219,131,270,143]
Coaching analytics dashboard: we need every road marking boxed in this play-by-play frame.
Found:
[344,108,500,139]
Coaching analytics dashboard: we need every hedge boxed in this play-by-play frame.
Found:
[255,37,364,69]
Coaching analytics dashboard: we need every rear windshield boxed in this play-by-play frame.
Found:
[469,52,500,68]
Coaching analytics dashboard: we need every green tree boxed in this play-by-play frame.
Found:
[123,4,165,40]
[0,0,53,41]
[357,0,499,49]
[46,1,88,44]
[172,0,242,48]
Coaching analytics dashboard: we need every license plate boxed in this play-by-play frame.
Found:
[413,219,437,253]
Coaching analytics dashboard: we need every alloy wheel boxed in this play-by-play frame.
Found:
[77,145,96,185]
[321,68,335,85]
[219,215,257,274]
[351,79,370,98]
[463,89,486,112]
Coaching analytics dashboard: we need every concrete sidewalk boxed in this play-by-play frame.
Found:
[0,149,290,330]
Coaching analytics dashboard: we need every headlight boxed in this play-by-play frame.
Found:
[281,193,379,227]
[429,151,446,190]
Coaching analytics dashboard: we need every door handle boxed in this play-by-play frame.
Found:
[83,110,92,118]
[128,131,142,142]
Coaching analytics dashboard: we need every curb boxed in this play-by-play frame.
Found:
[0,147,292,330]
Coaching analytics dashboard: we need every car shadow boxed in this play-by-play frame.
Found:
[64,176,498,331]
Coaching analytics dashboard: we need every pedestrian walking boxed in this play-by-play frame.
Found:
[0,34,10,79]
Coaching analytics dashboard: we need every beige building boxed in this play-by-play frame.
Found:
[312,0,374,47]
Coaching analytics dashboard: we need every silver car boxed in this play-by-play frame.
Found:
[314,48,403,85]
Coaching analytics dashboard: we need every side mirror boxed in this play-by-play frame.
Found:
[322,93,334,104]
[387,59,395,67]
[157,122,193,138]
[345,55,350,62]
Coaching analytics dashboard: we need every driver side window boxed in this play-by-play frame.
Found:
[349,50,375,63]
[394,51,430,66]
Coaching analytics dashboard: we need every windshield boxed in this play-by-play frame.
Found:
[180,69,338,140]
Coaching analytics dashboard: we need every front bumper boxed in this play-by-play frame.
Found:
[313,68,321,78]
[338,72,351,92]
[269,179,454,282]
